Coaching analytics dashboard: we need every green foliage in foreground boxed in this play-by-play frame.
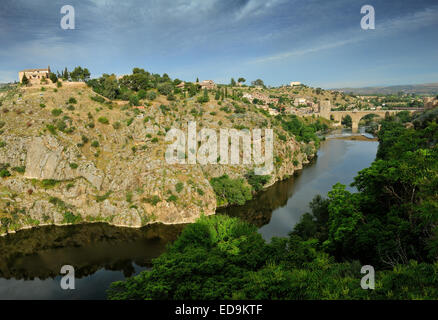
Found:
[108,109,438,300]
[107,215,438,300]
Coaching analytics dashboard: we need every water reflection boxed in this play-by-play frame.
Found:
[0,222,185,280]
[220,136,378,241]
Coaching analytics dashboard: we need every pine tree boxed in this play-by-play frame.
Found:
[63,67,69,81]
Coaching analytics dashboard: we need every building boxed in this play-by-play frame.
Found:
[243,92,278,105]
[424,97,438,109]
[290,81,301,87]
[293,97,307,106]
[176,81,185,88]
[197,80,216,90]
[19,67,51,84]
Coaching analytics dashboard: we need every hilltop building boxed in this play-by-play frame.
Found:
[290,81,301,87]
[197,80,216,90]
[19,66,51,84]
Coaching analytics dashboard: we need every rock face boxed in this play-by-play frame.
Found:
[24,136,104,189]
[0,85,318,235]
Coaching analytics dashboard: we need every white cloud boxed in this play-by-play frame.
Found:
[249,5,438,64]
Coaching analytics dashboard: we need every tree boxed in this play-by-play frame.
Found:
[108,215,267,300]
[238,77,246,84]
[230,78,236,86]
[63,67,69,81]
[82,68,91,81]
[49,72,58,84]
[341,115,352,128]
[251,79,264,87]
[21,74,29,85]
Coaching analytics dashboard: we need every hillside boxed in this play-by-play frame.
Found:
[336,82,438,96]
[0,79,335,235]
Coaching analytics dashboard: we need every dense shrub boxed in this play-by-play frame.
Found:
[210,174,252,206]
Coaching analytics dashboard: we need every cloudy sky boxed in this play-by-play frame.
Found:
[1,0,437,87]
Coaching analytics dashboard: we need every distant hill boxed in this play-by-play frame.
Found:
[335,83,438,96]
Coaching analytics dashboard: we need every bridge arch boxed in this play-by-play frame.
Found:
[328,110,409,131]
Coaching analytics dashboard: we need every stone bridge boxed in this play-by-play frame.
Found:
[321,109,419,131]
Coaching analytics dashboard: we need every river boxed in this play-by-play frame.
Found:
[0,129,378,299]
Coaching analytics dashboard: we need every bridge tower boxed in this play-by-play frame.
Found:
[319,100,331,119]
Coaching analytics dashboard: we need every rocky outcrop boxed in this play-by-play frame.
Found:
[0,84,318,236]
[24,136,104,189]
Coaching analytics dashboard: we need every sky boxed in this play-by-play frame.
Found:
[1,0,438,88]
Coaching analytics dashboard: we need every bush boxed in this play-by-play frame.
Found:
[175,182,184,193]
[68,97,77,104]
[62,211,82,224]
[69,163,78,169]
[146,91,157,100]
[142,195,161,206]
[0,169,11,178]
[51,109,63,116]
[90,95,106,103]
[112,121,121,129]
[210,174,252,206]
[245,171,271,192]
[12,166,25,173]
[98,117,109,124]
[157,83,173,96]
[91,140,100,148]
[46,124,57,135]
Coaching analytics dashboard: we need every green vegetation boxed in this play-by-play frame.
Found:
[245,171,271,193]
[175,182,184,193]
[279,115,321,146]
[98,117,109,124]
[51,109,63,116]
[69,163,78,169]
[62,211,82,224]
[109,109,438,300]
[142,195,161,206]
[68,97,77,104]
[210,174,252,206]
[96,191,112,202]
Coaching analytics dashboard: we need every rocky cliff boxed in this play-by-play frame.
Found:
[0,84,317,235]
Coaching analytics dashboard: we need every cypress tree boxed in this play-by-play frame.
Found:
[21,74,29,85]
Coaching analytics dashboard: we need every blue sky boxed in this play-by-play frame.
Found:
[1,0,437,88]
